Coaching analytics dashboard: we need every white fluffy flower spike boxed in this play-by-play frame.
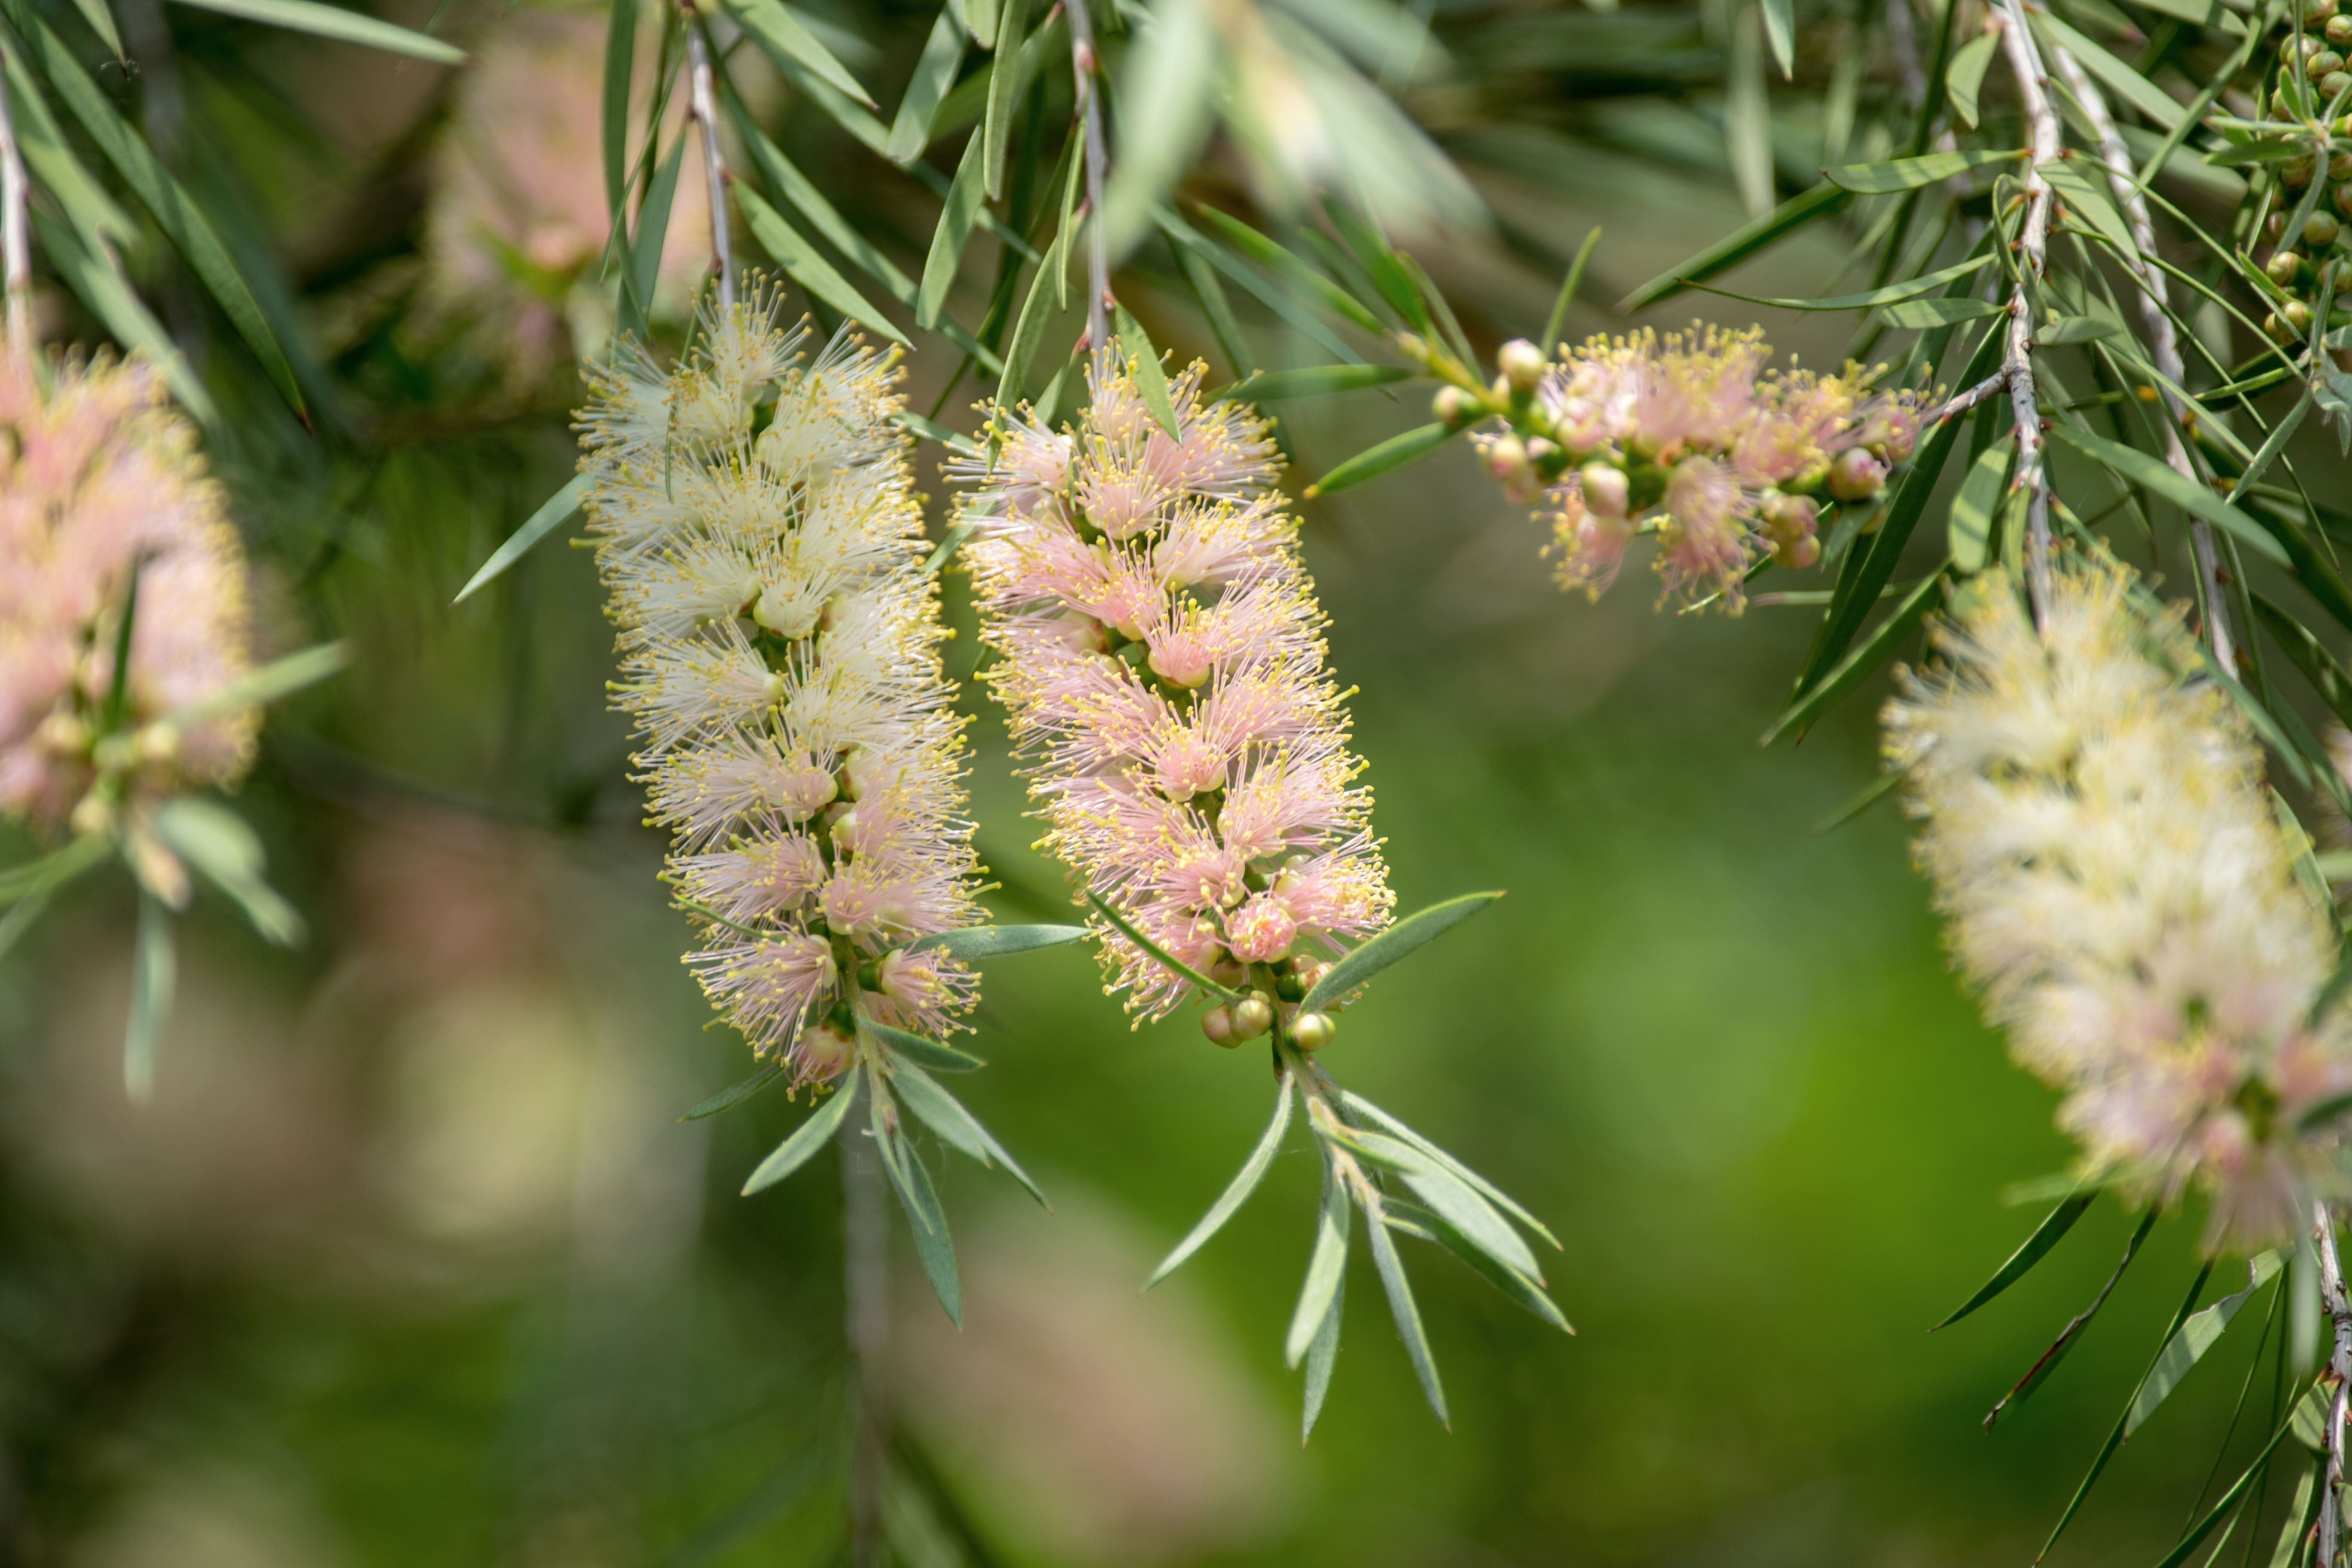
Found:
[581,286,983,1085]
[1886,555,2352,1251]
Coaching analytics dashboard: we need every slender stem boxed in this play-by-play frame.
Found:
[841,1085,889,1568]
[1924,370,2013,427]
[1065,0,1110,360]
[2316,1200,2351,1568]
[0,50,27,356]
[2047,39,2235,672]
[684,16,734,313]
[1996,0,2059,620]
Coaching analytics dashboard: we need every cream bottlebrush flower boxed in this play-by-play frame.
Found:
[1464,325,1921,612]
[1885,556,2352,1251]
[960,356,1395,1019]
[580,288,982,1083]
[0,351,255,836]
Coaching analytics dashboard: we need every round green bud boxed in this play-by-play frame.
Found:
[1432,385,1475,428]
[1232,994,1274,1040]
[1201,1005,1238,1046]
[2270,249,2307,286]
[2286,299,2317,335]
[1289,1011,1337,1052]
[2285,155,2317,188]
[2315,49,2345,75]
[2325,71,2352,100]
[2309,211,2343,247]
[1496,338,1546,393]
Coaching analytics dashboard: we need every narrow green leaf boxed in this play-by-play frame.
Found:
[723,85,916,305]
[2127,1252,2282,1436]
[1214,365,1411,403]
[1285,1155,1352,1367]
[1985,1209,2159,1427]
[162,640,347,729]
[1760,0,1792,76]
[7,53,133,248]
[736,185,909,343]
[893,409,984,456]
[2038,315,2120,345]
[1764,568,1946,743]
[1364,1199,1447,1426]
[2228,395,2310,503]
[1540,225,1601,357]
[452,474,587,606]
[2253,594,2352,737]
[2049,424,2289,564]
[925,522,975,575]
[963,0,998,48]
[1300,892,1500,1012]
[1323,202,1430,334]
[1085,889,1244,999]
[917,133,987,329]
[1304,422,1459,499]
[1338,1091,1560,1250]
[166,0,463,60]
[29,209,212,422]
[981,0,1028,198]
[2267,1468,2319,1568]
[2035,14,2184,131]
[1174,234,1254,378]
[1947,30,1999,128]
[0,832,109,906]
[1697,253,1995,313]
[740,1072,859,1193]
[1158,207,1363,365]
[864,1019,987,1073]
[2151,1407,2303,1568]
[906,922,1089,960]
[67,0,118,56]
[1949,445,2011,572]
[1113,303,1183,439]
[149,798,304,947]
[1880,296,2004,327]
[997,226,1063,408]
[2043,160,2137,256]
[1391,1147,1542,1283]
[125,891,173,1102]
[1150,1071,1296,1287]
[880,1112,962,1324]
[1385,1197,1574,1334]
[602,0,636,220]
[889,1058,1046,1205]
[1621,181,1850,310]
[682,1061,782,1120]
[623,133,685,339]
[1826,148,2026,194]
[2207,137,2309,167]
[887,5,966,166]
[762,38,890,153]
[724,0,874,107]
[1300,1257,1344,1441]
[1933,1192,2095,1330]
[1192,204,1385,335]
[4,3,306,417]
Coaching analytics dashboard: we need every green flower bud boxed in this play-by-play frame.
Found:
[2325,70,2352,100]
[2310,212,2343,247]
[2270,250,2307,286]
[1289,1011,1337,1051]
[1496,338,1546,393]
[1432,385,1475,428]
[1232,993,1274,1040]
[2316,49,2345,75]
[1201,1005,1238,1046]
[2331,11,2352,41]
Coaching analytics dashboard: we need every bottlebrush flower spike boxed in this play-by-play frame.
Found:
[580,286,982,1083]
[957,354,1394,1020]
[1885,556,2352,1252]
[0,350,256,837]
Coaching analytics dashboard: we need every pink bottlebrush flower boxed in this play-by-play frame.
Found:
[960,357,1395,1019]
[581,286,983,1085]
[1655,457,1756,610]
[0,351,255,836]
[1544,473,1636,600]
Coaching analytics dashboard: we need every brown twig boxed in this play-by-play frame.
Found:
[684,15,734,312]
[1065,0,1110,359]
[1995,0,2059,620]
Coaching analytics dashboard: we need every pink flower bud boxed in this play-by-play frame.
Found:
[1579,462,1630,519]
[1432,385,1474,427]
[1200,1004,1238,1046]
[1497,338,1546,393]
[1826,446,1888,501]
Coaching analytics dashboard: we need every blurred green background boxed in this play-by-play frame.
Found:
[0,0,2308,1562]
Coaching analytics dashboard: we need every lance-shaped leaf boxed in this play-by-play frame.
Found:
[2034,14,2183,130]
[1763,568,1946,745]
[1365,1198,1447,1425]
[1304,422,1457,499]
[907,922,1091,960]
[1148,1070,1296,1287]
[2050,425,2289,565]
[1158,208,1362,365]
[1285,1155,1352,1367]
[2228,396,2310,504]
[888,1058,1046,1205]
[875,1094,961,1322]
[1539,225,1602,358]
[30,210,213,422]
[2253,595,2352,737]
[1192,204,1385,336]
[2,2,307,418]
[124,891,174,1102]
[682,1061,783,1121]
[1299,892,1501,1012]
[601,0,635,218]
[737,185,908,344]
[2151,1408,2303,1568]
[1760,0,1792,75]
[1300,1258,1345,1441]
[1212,365,1412,402]
[1697,253,1995,313]
[1826,148,2028,194]
[1622,181,1850,310]
[1113,304,1183,439]
[865,1020,987,1073]
[2267,1468,2320,1568]
[980,0,1028,197]
[916,133,987,329]
[2127,1252,2282,1436]
[1881,296,2004,328]
[1984,1209,2158,1428]
[1336,1126,1542,1283]
[1947,29,1999,127]
[620,133,684,340]
[1339,1091,1559,1249]
[741,1071,860,1194]
[1949,445,2010,573]
[725,0,873,106]
[1933,1191,2094,1330]
[1383,1197,1574,1334]
[1085,889,1244,999]
[888,6,965,164]
[452,475,587,605]
[161,641,347,730]
[166,0,463,61]
[997,226,1065,407]
[150,798,304,947]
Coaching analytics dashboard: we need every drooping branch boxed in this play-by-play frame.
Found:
[1995,0,2059,618]
[1065,0,1110,357]
[0,52,30,354]
[684,16,735,312]
[2047,41,2235,671]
